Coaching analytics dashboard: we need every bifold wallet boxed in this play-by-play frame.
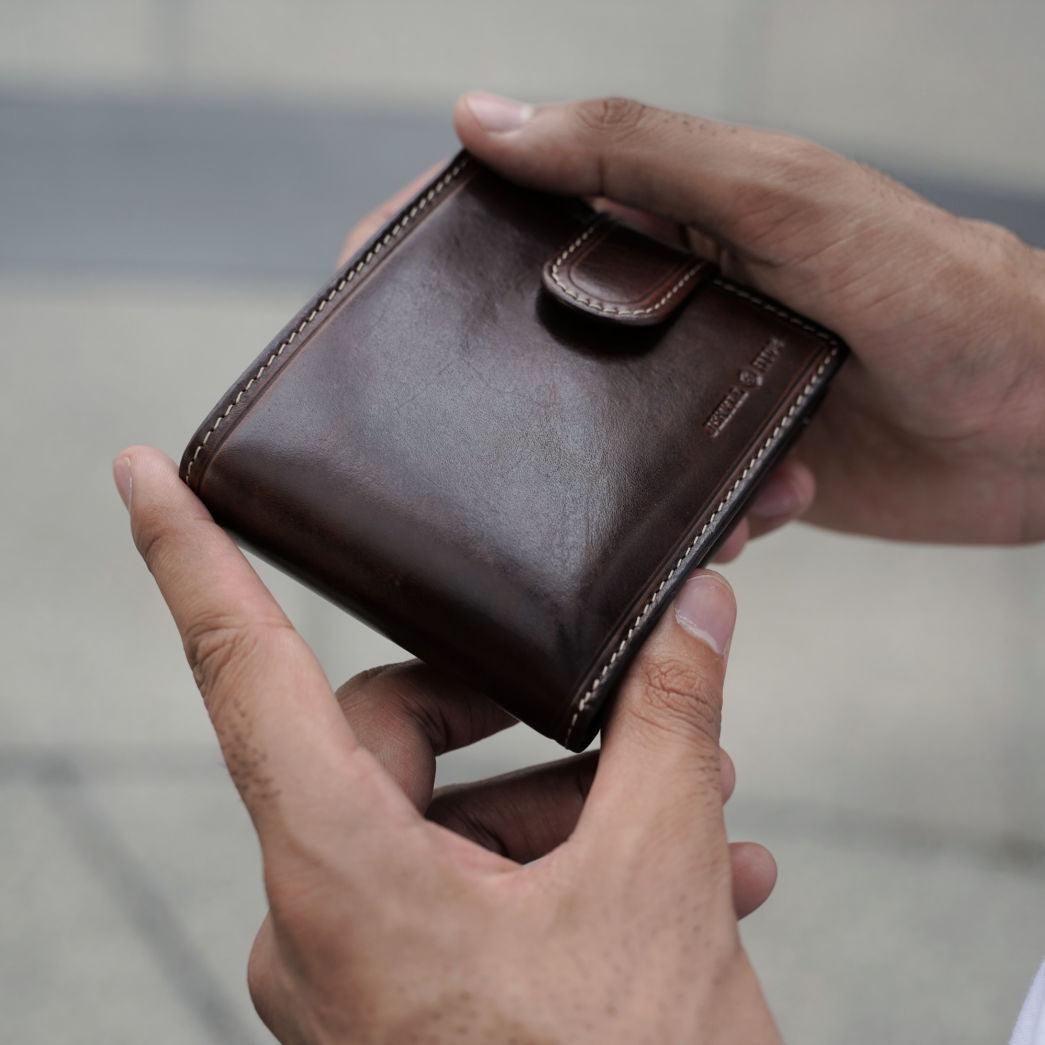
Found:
[181,152,846,751]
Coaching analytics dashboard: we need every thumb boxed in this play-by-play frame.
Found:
[574,570,737,858]
[453,92,836,251]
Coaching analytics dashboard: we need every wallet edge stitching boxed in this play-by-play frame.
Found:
[183,157,470,483]
[564,279,842,744]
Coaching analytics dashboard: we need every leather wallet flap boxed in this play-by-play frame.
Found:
[541,216,712,326]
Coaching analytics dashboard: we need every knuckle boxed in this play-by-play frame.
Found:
[728,133,841,236]
[181,614,294,716]
[246,921,299,1037]
[337,663,449,750]
[745,132,840,192]
[630,655,722,745]
[929,218,1036,338]
[966,218,1030,269]
[182,614,257,701]
[380,674,446,743]
[246,930,274,1014]
[574,96,650,140]
[769,134,835,179]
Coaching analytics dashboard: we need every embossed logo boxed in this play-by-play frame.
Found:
[703,337,785,438]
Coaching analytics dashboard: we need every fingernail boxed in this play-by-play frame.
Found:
[674,571,736,656]
[465,91,533,133]
[112,455,133,510]
[749,475,800,520]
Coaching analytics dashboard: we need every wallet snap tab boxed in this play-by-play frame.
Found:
[541,217,712,327]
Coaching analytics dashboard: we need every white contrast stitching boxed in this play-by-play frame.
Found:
[184,158,470,480]
[548,221,704,317]
[564,278,841,744]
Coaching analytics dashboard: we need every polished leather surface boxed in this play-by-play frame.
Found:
[181,153,846,749]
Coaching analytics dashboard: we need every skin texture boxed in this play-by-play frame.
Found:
[114,448,780,1044]
[118,94,1045,1041]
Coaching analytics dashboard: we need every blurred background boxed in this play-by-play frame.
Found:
[2,2,1044,1042]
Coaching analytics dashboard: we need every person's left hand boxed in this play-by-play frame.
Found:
[114,446,779,1042]
[336,169,816,564]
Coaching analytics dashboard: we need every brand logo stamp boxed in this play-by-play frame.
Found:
[703,337,785,438]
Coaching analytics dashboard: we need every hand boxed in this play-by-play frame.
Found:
[446,93,1045,546]
[115,446,780,1043]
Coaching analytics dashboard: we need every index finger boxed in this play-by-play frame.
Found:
[113,446,417,848]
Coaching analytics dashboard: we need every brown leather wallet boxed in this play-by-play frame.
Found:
[181,152,846,751]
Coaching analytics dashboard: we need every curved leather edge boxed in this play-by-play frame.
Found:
[179,152,475,490]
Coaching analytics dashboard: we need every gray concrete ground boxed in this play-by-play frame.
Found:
[3,3,1045,1042]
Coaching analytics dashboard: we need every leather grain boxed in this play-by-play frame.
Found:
[181,153,846,750]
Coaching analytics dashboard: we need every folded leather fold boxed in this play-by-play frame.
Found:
[181,151,847,750]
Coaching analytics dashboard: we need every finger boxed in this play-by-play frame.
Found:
[247,917,296,1042]
[711,519,750,564]
[731,842,777,918]
[429,753,596,863]
[429,745,738,860]
[719,747,736,803]
[431,753,773,917]
[711,457,817,562]
[588,199,729,270]
[745,456,817,540]
[338,161,448,265]
[454,92,849,259]
[576,570,736,866]
[336,661,515,810]
[588,198,686,246]
[113,447,411,848]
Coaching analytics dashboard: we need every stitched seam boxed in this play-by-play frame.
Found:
[184,158,470,482]
[564,277,841,744]
[549,222,703,316]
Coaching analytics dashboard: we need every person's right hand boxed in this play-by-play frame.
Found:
[450,93,1045,546]
[115,446,781,1044]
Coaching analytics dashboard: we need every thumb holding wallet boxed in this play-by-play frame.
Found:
[115,445,780,1043]
[455,92,1045,547]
